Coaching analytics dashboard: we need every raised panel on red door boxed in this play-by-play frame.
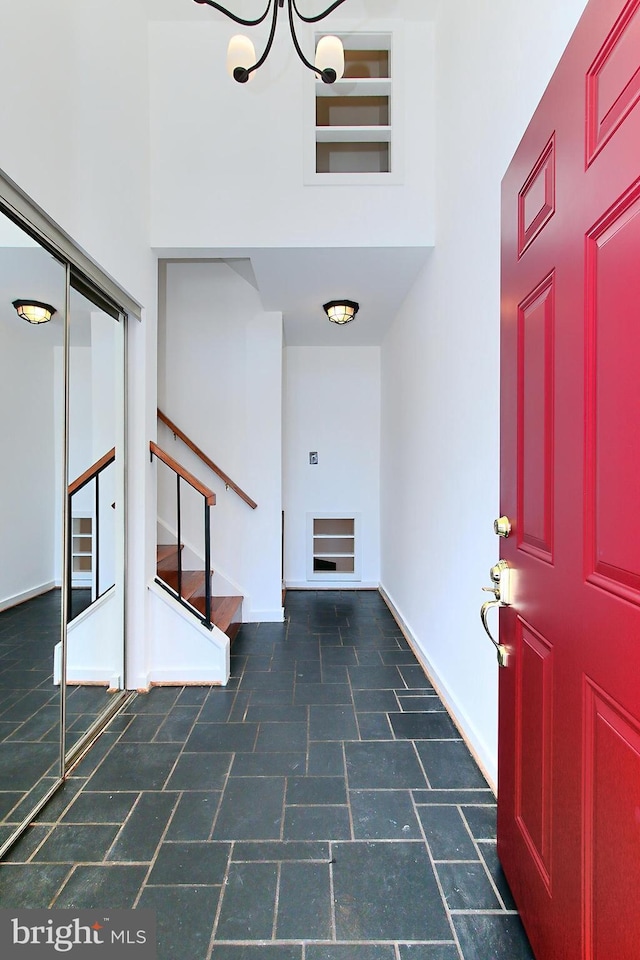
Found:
[498,2,640,959]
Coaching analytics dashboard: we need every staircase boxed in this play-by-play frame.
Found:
[156,545,242,642]
[150,420,257,655]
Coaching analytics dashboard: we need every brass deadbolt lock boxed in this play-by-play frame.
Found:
[494,516,512,538]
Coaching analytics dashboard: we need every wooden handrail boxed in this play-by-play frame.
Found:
[157,408,258,510]
[150,441,216,506]
[68,447,116,496]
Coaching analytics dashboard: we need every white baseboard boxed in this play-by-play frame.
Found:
[0,581,56,613]
[147,669,226,684]
[285,580,379,591]
[244,608,284,623]
[380,583,497,793]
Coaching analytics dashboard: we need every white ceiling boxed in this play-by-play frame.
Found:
[161,245,431,345]
[249,245,430,345]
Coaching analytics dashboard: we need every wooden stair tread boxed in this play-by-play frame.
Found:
[214,596,242,643]
[156,559,242,641]
[157,544,183,568]
[158,569,206,601]
[193,593,241,624]
[157,544,176,563]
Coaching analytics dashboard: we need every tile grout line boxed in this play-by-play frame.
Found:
[271,860,282,939]
[47,864,77,909]
[459,805,510,912]
[411,735,434,791]
[410,784,465,960]
[205,839,235,958]
[328,839,337,942]
[130,789,183,909]
[205,658,246,844]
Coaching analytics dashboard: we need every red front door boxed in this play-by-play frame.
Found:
[498,1,640,958]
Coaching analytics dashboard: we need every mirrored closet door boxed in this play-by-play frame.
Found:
[0,198,130,858]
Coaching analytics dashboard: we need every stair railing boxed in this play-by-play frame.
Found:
[67,447,116,621]
[150,441,215,630]
[157,408,257,510]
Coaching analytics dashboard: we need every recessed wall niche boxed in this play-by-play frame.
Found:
[314,34,392,176]
[308,513,361,581]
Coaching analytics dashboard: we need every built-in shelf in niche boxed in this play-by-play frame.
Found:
[315,36,392,175]
[71,516,93,587]
[308,514,360,581]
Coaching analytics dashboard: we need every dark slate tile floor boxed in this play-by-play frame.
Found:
[0,590,534,960]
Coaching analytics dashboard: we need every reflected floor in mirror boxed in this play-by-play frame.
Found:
[0,591,117,845]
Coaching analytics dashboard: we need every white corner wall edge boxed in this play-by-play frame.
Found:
[380,583,497,792]
[146,581,230,686]
[0,581,56,613]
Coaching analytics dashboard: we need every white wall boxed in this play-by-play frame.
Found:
[147,583,229,686]
[148,14,435,249]
[380,0,590,787]
[0,0,156,687]
[0,289,60,609]
[284,346,380,588]
[158,261,283,621]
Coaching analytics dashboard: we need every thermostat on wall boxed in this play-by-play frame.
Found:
[309,452,318,465]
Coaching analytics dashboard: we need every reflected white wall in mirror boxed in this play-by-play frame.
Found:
[0,208,66,835]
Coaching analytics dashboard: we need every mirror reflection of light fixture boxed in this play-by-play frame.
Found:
[193,0,348,84]
[323,299,359,325]
[12,299,56,325]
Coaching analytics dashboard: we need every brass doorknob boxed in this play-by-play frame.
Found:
[480,600,509,667]
[494,516,512,538]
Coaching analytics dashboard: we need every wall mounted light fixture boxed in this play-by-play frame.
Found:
[194,0,349,84]
[12,299,56,325]
[323,300,359,324]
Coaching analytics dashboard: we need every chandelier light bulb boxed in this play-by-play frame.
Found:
[227,34,256,83]
[315,35,345,82]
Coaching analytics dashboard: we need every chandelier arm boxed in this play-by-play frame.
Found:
[286,0,328,78]
[291,0,351,24]
[192,0,273,27]
[242,0,281,78]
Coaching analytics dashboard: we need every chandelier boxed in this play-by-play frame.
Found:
[193,0,350,83]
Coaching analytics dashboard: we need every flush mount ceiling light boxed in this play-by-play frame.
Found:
[12,299,56,325]
[193,0,348,84]
[323,299,359,325]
